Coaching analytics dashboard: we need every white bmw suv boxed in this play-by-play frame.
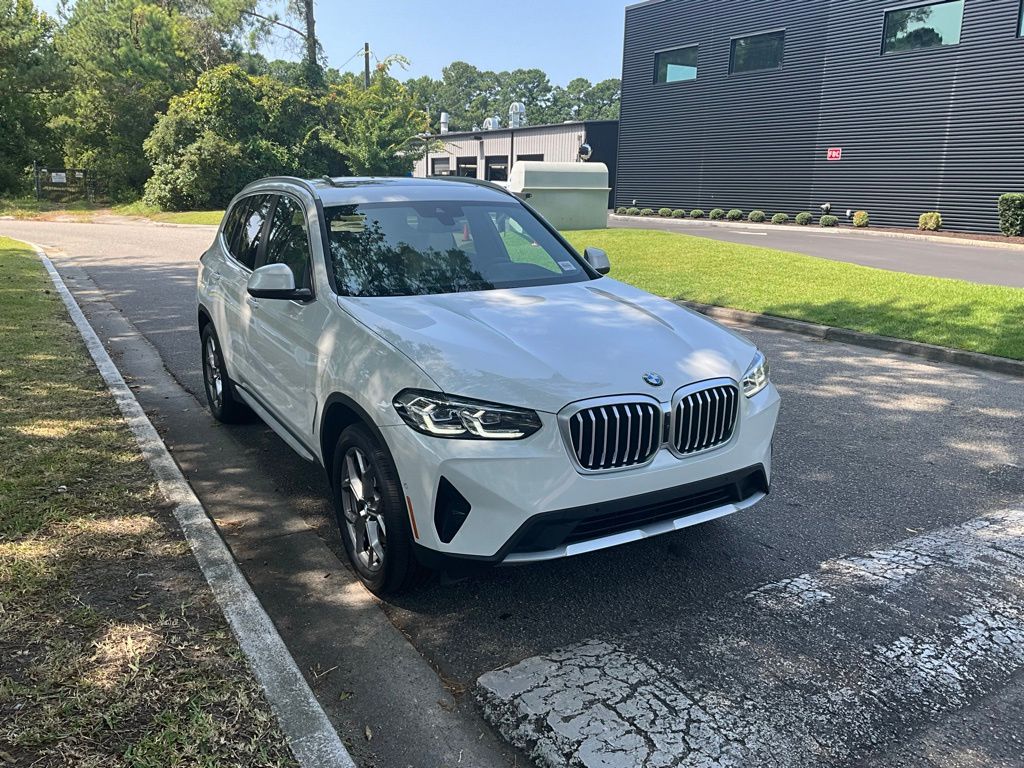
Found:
[197,176,780,595]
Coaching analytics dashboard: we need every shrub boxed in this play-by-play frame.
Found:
[726,208,744,221]
[748,210,766,223]
[625,207,641,216]
[795,212,813,226]
[853,210,870,228]
[615,207,627,215]
[640,208,655,217]
[709,208,726,220]
[918,211,942,231]
[690,209,705,219]
[671,209,687,219]
[658,207,673,217]
[998,193,1024,237]
[771,212,789,225]
[819,214,839,228]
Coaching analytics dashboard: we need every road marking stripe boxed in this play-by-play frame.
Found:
[33,246,355,768]
[478,507,1024,767]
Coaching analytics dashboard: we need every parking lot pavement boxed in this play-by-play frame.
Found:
[3,219,1022,767]
[610,216,1024,288]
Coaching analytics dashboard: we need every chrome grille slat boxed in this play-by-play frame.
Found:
[567,400,662,471]
[671,383,739,456]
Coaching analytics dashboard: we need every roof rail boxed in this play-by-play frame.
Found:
[427,175,523,200]
[255,176,323,199]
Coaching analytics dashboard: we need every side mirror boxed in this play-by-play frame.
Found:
[583,247,611,275]
[247,263,311,301]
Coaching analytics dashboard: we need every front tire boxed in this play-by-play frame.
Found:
[331,424,429,595]
[201,324,250,423]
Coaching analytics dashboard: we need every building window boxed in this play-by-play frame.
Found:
[516,154,544,163]
[654,46,698,83]
[882,0,964,53]
[729,31,785,74]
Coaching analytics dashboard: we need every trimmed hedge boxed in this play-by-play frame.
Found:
[918,211,942,231]
[671,209,686,218]
[709,208,726,220]
[726,209,744,221]
[771,212,789,225]
[748,210,766,223]
[795,212,813,226]
[689,209,705,219]
[658,207,673,217]
[853,210,870,228]
[998,193,1024,237]
[625,207,640,216]
[640,208,655,217]
[615,206,627,215]
[819,214,839,228]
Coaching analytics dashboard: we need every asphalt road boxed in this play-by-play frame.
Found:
[4,219,1023,767]
[611,216,1024,288]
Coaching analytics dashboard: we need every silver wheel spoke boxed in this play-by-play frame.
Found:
[340,447,386,574]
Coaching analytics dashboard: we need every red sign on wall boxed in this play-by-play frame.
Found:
[827,147,843,161]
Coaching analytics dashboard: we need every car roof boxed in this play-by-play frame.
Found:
[243,176,516,206]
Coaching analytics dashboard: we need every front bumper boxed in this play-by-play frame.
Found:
[381,383,780,562]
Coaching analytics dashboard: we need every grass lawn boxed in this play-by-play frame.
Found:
[0,197,223,226]
[0,237,295,766]
[563,229,1024,361]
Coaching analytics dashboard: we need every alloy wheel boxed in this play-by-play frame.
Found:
[341,447,387,572]
[203,334,223,409]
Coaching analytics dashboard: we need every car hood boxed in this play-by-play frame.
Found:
[339,278,759,413]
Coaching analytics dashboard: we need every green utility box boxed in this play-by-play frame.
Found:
[508,162,610,231]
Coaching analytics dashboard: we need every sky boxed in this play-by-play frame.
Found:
[33,0,631,85]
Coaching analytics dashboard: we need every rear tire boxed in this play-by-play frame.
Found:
[331,424,430,596]
[201,324,251,424]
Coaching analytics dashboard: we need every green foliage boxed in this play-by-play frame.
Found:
[726,209,743,221]
[709,208,725,220]
[853,210,870,228]
[795,212,813,226]
[615,207,627,215]
[658,207,673,217]
[407,62,620,132]
[820,214,839,227]
[918,211,942,231]
[997,194,1024,237]
[625,207,640,216]
[0,0,62,193]
[771,212,789,225]
[748,210,766,223]
[689,209,704,219]
[639,208,655,217]
[672,209,687,219]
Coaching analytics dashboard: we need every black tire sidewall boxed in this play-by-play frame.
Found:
[200,324,246,423]
[331,424,421,595]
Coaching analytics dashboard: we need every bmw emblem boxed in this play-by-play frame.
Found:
[643,372,664,387]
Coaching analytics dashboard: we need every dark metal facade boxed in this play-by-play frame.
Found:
[617,0,1024,232]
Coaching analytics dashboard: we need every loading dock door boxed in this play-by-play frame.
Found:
[456,157,478,178]
[485,156,509,182]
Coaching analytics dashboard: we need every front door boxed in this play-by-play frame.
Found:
[246,194,326,440]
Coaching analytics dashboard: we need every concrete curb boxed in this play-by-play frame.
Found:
[32,244,356,768]
[677,300,1024,379]
[610,214,1024,251]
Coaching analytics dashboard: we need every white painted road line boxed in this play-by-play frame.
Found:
[479,507,1024,767]
[34,246,356,768]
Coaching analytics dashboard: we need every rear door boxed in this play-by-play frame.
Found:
[246,194,327,440]
[216,194,273,387]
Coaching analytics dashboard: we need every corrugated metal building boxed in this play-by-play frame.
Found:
[617,0,1024,232]
[415,121,619,205]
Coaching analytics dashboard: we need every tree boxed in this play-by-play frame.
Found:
[0,0,61,192]
[237,0,323,89]
[51,0,247,195]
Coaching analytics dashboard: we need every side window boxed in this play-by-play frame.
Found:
[222,201,248,257]
[231,195,272,270]
[260,195,314,291]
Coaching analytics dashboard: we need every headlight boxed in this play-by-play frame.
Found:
[741,351,770,398]
[393,389,542,440]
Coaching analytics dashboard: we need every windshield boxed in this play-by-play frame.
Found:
[324,201,591,297]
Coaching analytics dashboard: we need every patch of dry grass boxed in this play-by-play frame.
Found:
[0,237,297,767]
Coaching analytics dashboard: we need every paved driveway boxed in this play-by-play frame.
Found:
[3,219,1022,767]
